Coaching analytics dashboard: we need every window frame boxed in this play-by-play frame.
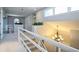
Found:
[44,8,54,17]
[55,7,67,15]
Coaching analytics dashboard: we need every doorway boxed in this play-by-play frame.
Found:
[7,16,14,33]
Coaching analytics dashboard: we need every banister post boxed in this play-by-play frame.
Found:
[18,27,20,42]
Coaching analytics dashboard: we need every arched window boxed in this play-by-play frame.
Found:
[14,18,20,23]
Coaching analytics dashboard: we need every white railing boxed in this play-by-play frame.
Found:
[18,28,47,52]
[18,28,79,52]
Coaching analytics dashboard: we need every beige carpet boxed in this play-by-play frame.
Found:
[0,33,26,52]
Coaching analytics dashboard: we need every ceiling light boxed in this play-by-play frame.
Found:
[21,8,24,11]
[34,8,37,11]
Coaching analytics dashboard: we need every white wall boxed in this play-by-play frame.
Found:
[0,13,1,35]
[44,10,79,21]
[35,9,79,50]
[36,10,44,22]
[25,15,33,31]
[0,8,3,39]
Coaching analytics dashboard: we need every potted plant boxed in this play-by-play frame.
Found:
[33,22,43,25]
[32,22,43,33]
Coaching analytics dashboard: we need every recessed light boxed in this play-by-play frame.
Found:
[34,8,37,11]
[21,8,24,11]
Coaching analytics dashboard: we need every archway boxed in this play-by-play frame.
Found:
[14,18,20,23]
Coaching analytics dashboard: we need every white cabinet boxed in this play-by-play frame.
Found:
[14,24,23,32]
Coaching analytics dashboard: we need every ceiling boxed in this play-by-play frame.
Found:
[3,7,44,17]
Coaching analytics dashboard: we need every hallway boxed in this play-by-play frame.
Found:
[0,33,26,52]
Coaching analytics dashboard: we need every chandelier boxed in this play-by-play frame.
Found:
[52,25,63,42]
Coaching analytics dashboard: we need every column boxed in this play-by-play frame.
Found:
[67,7,71,12]
[1,7,3,39]
[53,7,55,15]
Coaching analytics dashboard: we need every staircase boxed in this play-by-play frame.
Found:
[19,30,47,52]
[18,28,79,52]
[24,40,41,52]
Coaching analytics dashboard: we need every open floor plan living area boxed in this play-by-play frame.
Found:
[0,7,79,52]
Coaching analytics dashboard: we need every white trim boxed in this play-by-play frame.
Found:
[1,8,3,39]
[20,31,47,52]
[20,37,31,52]
[6,14,25,17]
[18,29,31,52]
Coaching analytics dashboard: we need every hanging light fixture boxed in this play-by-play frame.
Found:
[52,25,63,42]
[52,25,64,52]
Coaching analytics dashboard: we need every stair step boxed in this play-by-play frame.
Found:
[23,39,42,52]
[27,43,34,47]
[33,49,41,52]
[31,47,41,52]
[29,46,36,49]
[26,42,31,45]
[24,40,29,43]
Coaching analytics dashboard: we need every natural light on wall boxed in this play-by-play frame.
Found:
[14,18,20,23]
[44,8,53,17]
[44,7,68,17]
[55,7,67,15]
[44,7,79,18]
[71,7,79,11]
